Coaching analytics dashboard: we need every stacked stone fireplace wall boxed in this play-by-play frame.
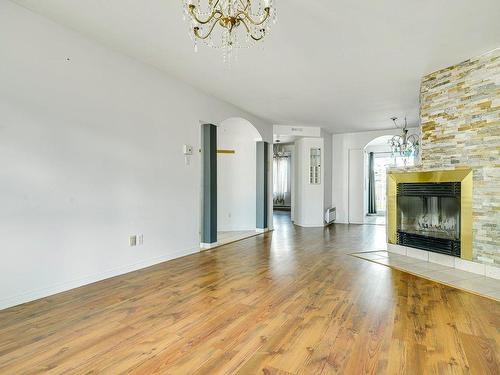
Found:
[419,48,500,265]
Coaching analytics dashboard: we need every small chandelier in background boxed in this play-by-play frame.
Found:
[273,141,286,158]
[182,0,277,62]
[389,117,420,160]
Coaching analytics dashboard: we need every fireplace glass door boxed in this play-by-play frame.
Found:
[396,182,461,256]
[397,196,460,240]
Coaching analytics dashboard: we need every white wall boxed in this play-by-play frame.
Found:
[0,2,272,309]
[332,128,419,223]
[321,129,333,213]
[365,144,393,154]
[295,138,325,227]
[274,125,321,139]
[347,149,366,224]
[217,118,261,231]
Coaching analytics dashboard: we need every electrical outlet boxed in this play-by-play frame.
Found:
[129,235,137,247]
[138,234,144,245]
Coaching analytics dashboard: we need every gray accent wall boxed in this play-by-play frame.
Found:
[201,124,217,244]
[256,141,269,229]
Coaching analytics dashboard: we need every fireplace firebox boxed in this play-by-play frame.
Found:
[397,182,461,257]
[387,169,472,260]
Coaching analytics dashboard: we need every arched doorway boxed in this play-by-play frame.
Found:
[363,135,394,225]
[200,117,268,248]
[362,135,417,225]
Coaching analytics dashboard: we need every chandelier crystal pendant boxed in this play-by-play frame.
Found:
[182,0,276,61]
[389,117,420,159]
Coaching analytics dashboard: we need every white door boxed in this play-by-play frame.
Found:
[348,149,365,224]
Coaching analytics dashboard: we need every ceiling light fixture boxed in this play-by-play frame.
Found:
[389,117,420,158]
[182,0,277,62]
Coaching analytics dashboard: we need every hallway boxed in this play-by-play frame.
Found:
[0,220,498,374]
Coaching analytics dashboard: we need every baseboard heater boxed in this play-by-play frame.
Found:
[325,207,336,224]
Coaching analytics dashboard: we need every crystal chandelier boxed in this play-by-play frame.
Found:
[389,117,420,158]
[273,142,286,158]
[182,0,276,61]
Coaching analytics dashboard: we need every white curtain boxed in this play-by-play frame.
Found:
[273,155,289,204]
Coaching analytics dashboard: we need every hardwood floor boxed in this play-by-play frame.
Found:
[0,213,499,374]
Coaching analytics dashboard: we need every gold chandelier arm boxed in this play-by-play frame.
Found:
[188,4,223,25]
[251,29,265,41]
[240,19,265,41]
[193,21,219,40]
[239,0,250,12]
[236,7,270,26]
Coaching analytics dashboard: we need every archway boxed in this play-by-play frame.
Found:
[362,135,394,225]
[353,134,417,225]
[200,117,268,248]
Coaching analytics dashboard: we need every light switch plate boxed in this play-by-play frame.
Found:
[129,235,137,247]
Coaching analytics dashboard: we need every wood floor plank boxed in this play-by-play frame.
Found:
[0,214,498,374]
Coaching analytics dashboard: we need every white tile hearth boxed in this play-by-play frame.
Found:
[395,262,448,275]
[453,277,500,295]
[351,251,500,301]
[419,269,482,283]
[387,243,406,255]
[406,247,429,261]
[376,258,417,268]
[455,258,486,275]
[404,261,452,273]
[386,253,418,262]
[356,252,386,261]
[387,244,493,276]
[486,265,500,281]
[484,290,500,300]
[428,252,455,267]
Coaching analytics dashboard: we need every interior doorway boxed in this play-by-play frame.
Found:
[364,136,416,225]
[272,142,293,223]
[200,118,269,249]
[347,135,417,225]
[365,152,392,225]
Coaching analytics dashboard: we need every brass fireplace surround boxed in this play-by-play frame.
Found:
[387,168,473,260]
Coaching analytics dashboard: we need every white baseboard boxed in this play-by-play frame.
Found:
[0,246,199,311]
[201,242,219,249]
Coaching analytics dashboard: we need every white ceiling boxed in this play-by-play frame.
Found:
[12,0,500,133]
